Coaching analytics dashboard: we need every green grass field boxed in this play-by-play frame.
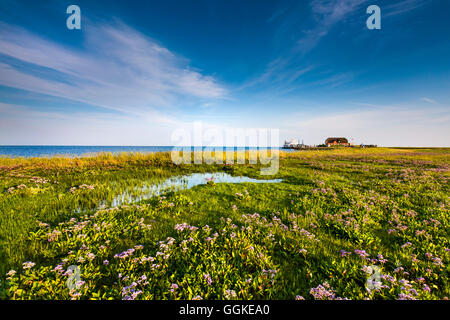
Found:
[0,148,448,300]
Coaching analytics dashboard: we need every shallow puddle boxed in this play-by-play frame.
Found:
[107,172,282,207]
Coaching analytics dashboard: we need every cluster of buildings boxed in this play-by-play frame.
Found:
[283,137,376,149]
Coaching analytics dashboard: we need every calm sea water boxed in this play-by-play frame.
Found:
[0,146,288,158]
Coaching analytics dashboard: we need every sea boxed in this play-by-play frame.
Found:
[0,146,291,158]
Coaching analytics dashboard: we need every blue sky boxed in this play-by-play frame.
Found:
[0,0,449,146]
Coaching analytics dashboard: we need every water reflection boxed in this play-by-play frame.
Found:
[107,172,282,207]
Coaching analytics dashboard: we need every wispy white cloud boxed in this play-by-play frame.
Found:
[383,0,429,18]
[296,0,365,54]
[266,6,289,23]
[273,0,429,58]
[421,97,436,104]
[309,71,355,88]
[242,1,363,94]
[0,22,227,115]
[245,0,432,96]
[239,57,315,91]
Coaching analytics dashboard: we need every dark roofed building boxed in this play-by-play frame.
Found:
[325,137,349,147]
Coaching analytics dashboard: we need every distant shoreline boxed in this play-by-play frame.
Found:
[0,145,448,158]
[0,145,295,158]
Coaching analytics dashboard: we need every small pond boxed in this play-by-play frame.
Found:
[107,172,282,208]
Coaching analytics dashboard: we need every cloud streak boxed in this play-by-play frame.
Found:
[0,22,227,115]
[421,97,436,104]
[296,0,365,54]
[383,0,429,18]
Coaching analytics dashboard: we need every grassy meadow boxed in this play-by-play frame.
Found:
[0,148,448,300]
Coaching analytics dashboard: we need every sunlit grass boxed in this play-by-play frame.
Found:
[0,148,448,300]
